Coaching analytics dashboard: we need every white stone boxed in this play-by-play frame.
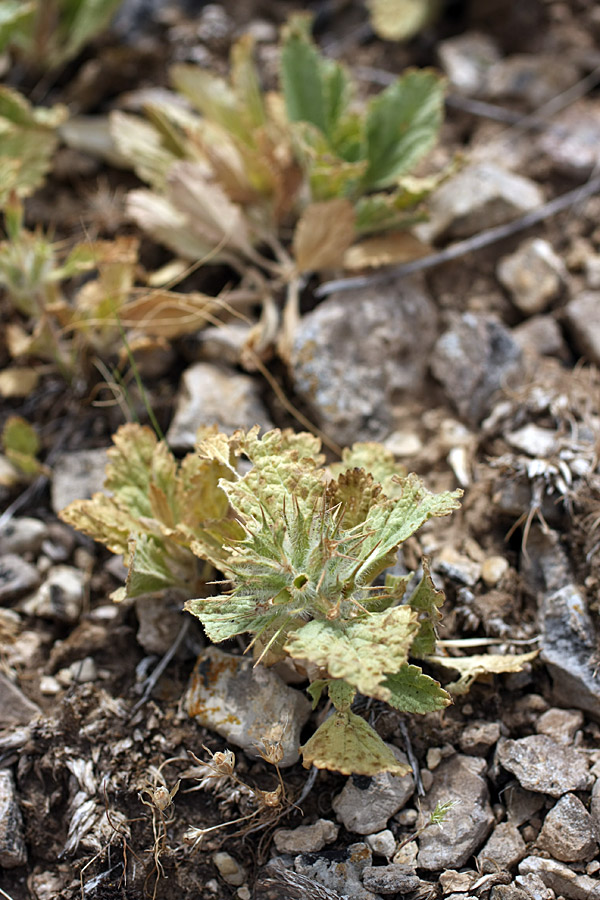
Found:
[365,829,396,859]
[497,239,565,315]
[212,851,246,887]
[21,565,86,623]
[437,32,500,95]
[481,556,509,587]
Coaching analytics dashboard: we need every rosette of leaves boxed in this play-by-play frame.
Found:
[184,427,463,776]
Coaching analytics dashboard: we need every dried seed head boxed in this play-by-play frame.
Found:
[262,786,282,807]
[212,750,236,774]
[153,786,172,810]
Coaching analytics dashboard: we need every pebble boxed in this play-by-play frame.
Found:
[437,32,500,95]
[490,886,533,900]
[135,594,186,656]
[213,851,246,887]
[512,315,567,360]
[505,424,557,458]
[20,565,86,623]
[497,239,564,316]
[166,363,273,451]
[505,785,545,827]
[39,675,62,696]
[537,793,598,862]
[68,657,97,683]
[392,839,418,868]
[459,721,501,756]
[294,842,377,900]
[365,829,396,859]
[496,735,592,797]
[431,313,523,425]
[416,163,544,243]
[514,873,555,900]
[518,855,600,900]
[538,99,600,177]
[477,822,527,873]
[426,747,443,770]
[435,546,481,586]
[332,746,414,835]
[536,708,583,745]
[186,646,311,768]
[439,870,476,893]
[0,517,48,555]
[0,554,41,602]
[417,755,494,870]
[481,557,509,587]
[51,447,109,513]
[592,779,600,841]
[290,279,438,446]
[383,430,422,458]
[564,291,600,366]
[584,254,600,289]
[273,819,339,854]
[0,769,27,867]
[0,672,41,728]
[362,864,421,895]
[486,55,580,108]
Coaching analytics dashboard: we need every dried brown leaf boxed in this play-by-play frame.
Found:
[293,198,356,273]
[344,231,429,270]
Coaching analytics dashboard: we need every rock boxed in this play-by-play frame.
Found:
[417,755,494,870]
[0,554,41,602]
[185,322,252,367]
[166,363,272,450]
[505,785,545,827]
[0,517,48,555]
[362,864,421,895]
[437,32,501,95]
[431,313,523,424]
[459,721,501,756]
[135,593,186,655]
[186,646,311,767]
[40,522,76,563]
[392,839,418,868]
[592,779,600,841]
[564,291,600,365]
[434,546,481,586]
[51,447,108,514]
[28,871,66,900]
[20,565,86,623]
[512,315,567,359]
[518,855,600,900]
[496,736,592,797]
[486,55,580,108]
[439,870,477,893]
[0,672,41,728]
[537,794,598,862]
[213,851,246,886]
[490,887,531,900]
[0,769,27,867]
[416,164,543,243]
[497,239,564,316]
[294,842,379,900]
[585,255,600,289]
[67,657,98,684]
[536,708,583,745]
[332,747,414,835]
[481,556,509,587]
[539,99,600,177]
[365,830,396,859]
[515,872,555,900]
[477,822,527,873]
[505,424,558,458]
[273,819,339,854]
[290,279,438,446]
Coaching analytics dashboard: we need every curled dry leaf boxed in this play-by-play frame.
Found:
[427,649,539,694]
[292,198,356,273]
[118,290,219,339]
[343,231,430,271]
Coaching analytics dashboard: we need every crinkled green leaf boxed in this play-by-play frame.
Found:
[405,559,445,657]
[307,679,329,709]
[325,468,383,530]
[47,0,123,68]
[330,442,407,498]
[381,663,451,713]
[363,69,445,189]
[354,184,432,235]
[284,607,419,702]
[328,679,356,711]
[300,708,411,775]
[126,534,191,597]
[103,423,158,517]
[185,591,283,643]
[427,650,539,695]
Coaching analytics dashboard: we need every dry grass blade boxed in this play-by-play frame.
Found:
[258,866,344,899]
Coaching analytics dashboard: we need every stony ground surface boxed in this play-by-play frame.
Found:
[2,1,600,899]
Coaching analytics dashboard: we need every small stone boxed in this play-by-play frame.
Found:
[395,808,418,827]
[437,32,501,95]
[68,657,97,683]
[435,547,481,586]
[497,239,564,316]
[213,851,246,887]
[383,431,422,458]
[459,721,501,756]
[166,363,272,450]
[273,819,339,854]
[512,316,567,359]
[392,840,418,868]
[536,708,583,745]
[427,747,443,770]
[0,769,27,867]
[0,672,41,728]
[519,855,600,900]
[236,887,251,900]
[416,163,544,243]
[486,55,580,108]
[332,746,414,835]
[362,864,420,895]
[505,424,558,458]
[51,447,108,513]
[490,887,531,900]
[592,779,600,841]
[28,871,66,900]
[20,565,86,623]
[477,822,527,873]
[365,829,396,859]
[481,557,509,587]
[39,675,61,696]
[585,255,600,289]
[539,99,600,177]
[135,594,186,656]
[0,554,41,602]
[496,735,592,797]
[0,517,48,555]
[439,870,476,893]
[294,842,376,900]
[515,872,555,900]
[537,793,598,862]
[564,291,600,366]
[505,785,545,827]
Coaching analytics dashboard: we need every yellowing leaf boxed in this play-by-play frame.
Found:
[300,709,411,775]
[1,415,45,478]
[344,231,429,270]
[368,0,441,41]
[292,198,356,272]
[427,650,539,695]
[0,366,39,397]
[381,663,451,713]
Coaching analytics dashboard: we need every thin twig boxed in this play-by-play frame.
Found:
[398,718,424,797]
[316,175,600,297]
[129,617,191,718]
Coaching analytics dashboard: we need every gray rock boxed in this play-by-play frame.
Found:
[496,736,592,797]
[0,517,48,555]
[536,708,583,745]
[166,363,273,450]
[0,554,41,602]
[512,315,567,360]
[437,32,501,95]
[185,646,311,767]
[518,855,600,900]
[486,55,580,108]
[505,785,545,828]
[51,447,109,514]
[592,778,600,841]
[539,99,600,177]
[290,279,438,446]
[477,822,527,873]
[439,870,477,893]
[515,872,555,900]
[416,163,543,243]
[0,672,41,728]
[564,291,600,366]
[332,747,414,835]
[365,830,396,859]
[497,239,564,316]
[417,755,494,870]
[294,842,380,900]
[585,255,600,289]
[431,313,523,424]
[459,721,501,756]
[434,546,481,586]
[362,864,420,895]
[273,819,339,854]
[20,565,86,623]
[0,769,27,867]
[490,887,531,900]
[135,593,186,655]
[187,322,252,367]
[537,794,598,862]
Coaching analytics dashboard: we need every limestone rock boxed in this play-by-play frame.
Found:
[497,239,564,316]
[273,819,339,854]
[51,447,109,514]
[0,554,41,603]
[332,747,414,835]
[496,735,592,797]
[564,291,600,366]
[518,855,600,900]
[477,822,527,873]
[537,794,598,862]
[0,770,27,867]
